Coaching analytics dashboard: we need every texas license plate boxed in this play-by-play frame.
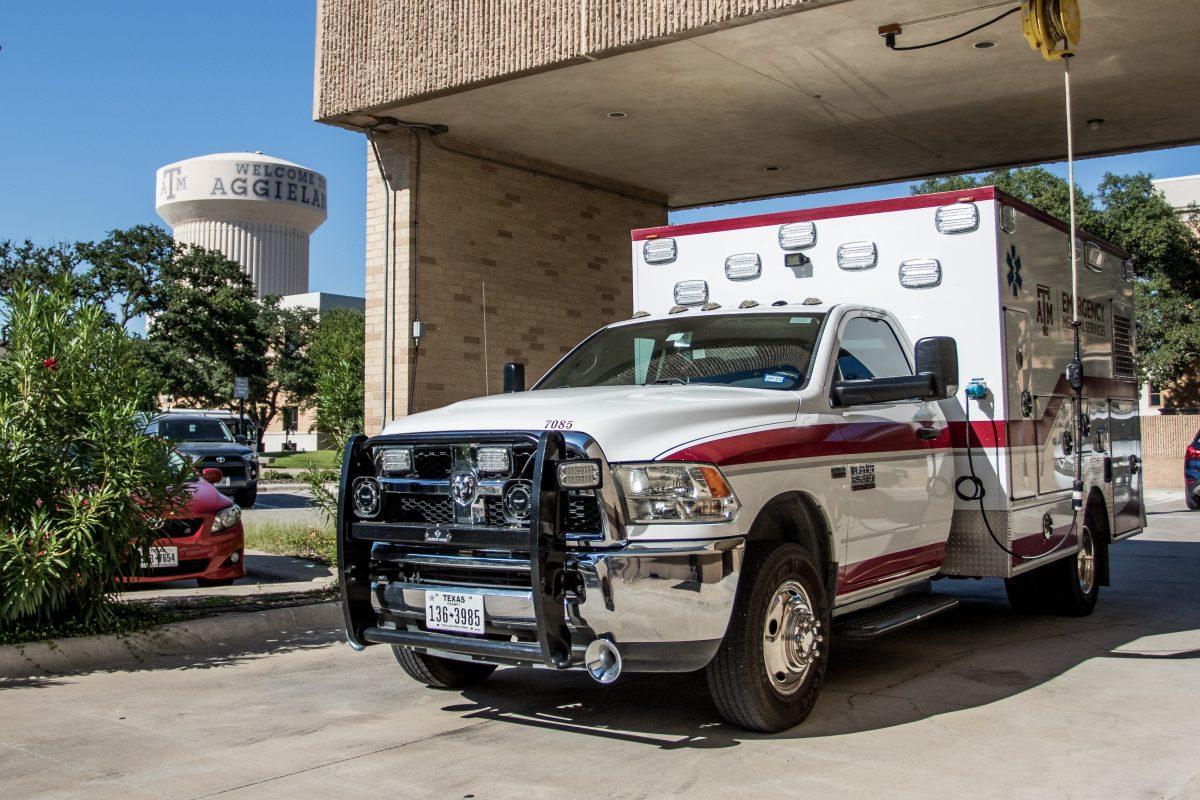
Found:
[140,546,179,569]
[425,591,484,635]
[217,477,231,487]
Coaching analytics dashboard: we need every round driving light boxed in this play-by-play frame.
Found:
[503,480,533,524]
[230,551,241,564]
[352,477,382,518]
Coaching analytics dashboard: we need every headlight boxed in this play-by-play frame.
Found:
[211,505,242,533]
[246,450,258,462]
[613,462,739,524]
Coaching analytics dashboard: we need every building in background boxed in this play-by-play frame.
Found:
[156,152,363,451]
[1140,175,1200,416]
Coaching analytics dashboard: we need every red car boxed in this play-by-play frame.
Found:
[133,467,246,586]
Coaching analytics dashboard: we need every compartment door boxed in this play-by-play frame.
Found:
[1003,308,1037,500]
[1108,398,1143,536]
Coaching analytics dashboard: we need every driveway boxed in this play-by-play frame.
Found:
[3,492,1198,799]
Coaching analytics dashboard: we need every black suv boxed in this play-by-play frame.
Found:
[147,414,260,507]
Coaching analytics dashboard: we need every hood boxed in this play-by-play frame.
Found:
[174,441,253,458]
[381,385,800,461]
[179,476,234,516]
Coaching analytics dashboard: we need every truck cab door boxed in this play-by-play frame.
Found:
[831,315,952,596]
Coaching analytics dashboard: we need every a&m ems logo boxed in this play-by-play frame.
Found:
[1006,244,1023,297]
[1036,284,1054,335]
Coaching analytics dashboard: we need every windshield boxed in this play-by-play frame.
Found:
[538,313,824,391]
[158,418,235,443]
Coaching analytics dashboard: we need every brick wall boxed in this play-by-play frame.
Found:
[1141,413,1200,488]
[363,129,665,432]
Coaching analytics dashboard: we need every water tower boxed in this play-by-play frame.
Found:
[154,153,328,298]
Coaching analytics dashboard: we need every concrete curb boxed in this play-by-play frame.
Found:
[0,601,343,680]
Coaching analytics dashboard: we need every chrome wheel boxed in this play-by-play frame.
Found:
[1076,524,1096,594]
[762,579,822,696]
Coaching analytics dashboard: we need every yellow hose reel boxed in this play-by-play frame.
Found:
[1022,0,1081,60]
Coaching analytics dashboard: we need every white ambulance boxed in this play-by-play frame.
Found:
[337,187,1143,732]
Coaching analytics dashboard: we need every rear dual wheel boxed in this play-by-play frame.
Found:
[1005,509,1103,617]
[705,543,830,732]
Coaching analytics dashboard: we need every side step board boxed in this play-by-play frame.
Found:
[835,593,959,641]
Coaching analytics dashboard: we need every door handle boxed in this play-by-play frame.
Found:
[916,426,940,441]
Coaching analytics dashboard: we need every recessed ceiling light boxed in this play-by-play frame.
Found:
[1087,118,1105,131]
[973,40,997,49]
[606,111,627,119]
[763,165,781,172]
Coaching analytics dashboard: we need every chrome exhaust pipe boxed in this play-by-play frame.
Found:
[584,638,622,684]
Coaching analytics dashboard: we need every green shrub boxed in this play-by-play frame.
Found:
[0,279,190,627]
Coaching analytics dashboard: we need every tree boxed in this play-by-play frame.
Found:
[310,307,365,448]
[76,225,175,327]
[144,245,268,408]
[246,299,319,448]
[0,277,190,625]
[912,168,1200,388]
[0,239,82,299]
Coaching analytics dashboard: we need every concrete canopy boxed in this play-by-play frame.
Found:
[317,0,1200,208]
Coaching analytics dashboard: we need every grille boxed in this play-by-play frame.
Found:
[157,518,203,539]
[413,446,453,479]
[142,558,209,578]
[393,496,454,525]
[1112,314,1135,381]
[565,495,602,534]
[377,439,603,536]
[199,459,246,479]
[404,563,532,590]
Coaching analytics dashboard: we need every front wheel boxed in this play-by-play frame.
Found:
[1186,487,1199,511]
[705,543,830,732]
[393,645,496,689]
[234,485,258,508]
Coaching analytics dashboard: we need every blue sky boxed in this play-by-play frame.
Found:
[4,2,1200,297]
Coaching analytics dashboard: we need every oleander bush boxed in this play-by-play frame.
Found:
[0,278,190,628]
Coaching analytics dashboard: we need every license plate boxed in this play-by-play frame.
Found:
[217,477,231,487]
[425,591,485,635]
[140,546,179,569]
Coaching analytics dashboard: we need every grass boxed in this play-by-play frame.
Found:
[262,449,340,469]
[243,518,337,564]
[0,603,189,647]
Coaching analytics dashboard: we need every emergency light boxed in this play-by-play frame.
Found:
[898,258,942,289]
[643,238,677,264]
[673,280,709,306]
[935,202,980,234]
[380,447,413,475]
[475,447,510,474]
[836,241,877,271]
[778,221,817,250]
[724,253,762,281]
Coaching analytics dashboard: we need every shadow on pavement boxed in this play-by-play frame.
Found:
[439,536,1200,747]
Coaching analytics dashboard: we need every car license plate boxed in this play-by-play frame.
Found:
[140,546,179,569]
[217,476,231,487]
[425,591,484,635]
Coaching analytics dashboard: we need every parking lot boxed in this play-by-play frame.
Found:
[2,491,1198,800]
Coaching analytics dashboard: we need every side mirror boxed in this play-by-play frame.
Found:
[201,467,223,484]
[503,362,525,393]
[235,434,248,445]
[914,336,959,400]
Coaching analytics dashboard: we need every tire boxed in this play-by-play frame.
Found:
[392,645,497,689]
[234,485,258,508]
[196,577,236,588]
[705,543,830,733]
[1004,507,1103,617]
[1186,487,1199,511]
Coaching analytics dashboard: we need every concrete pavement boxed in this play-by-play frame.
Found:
[2,492,1198,799]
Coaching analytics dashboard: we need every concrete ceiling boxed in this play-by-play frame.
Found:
[363,0,1200,208]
